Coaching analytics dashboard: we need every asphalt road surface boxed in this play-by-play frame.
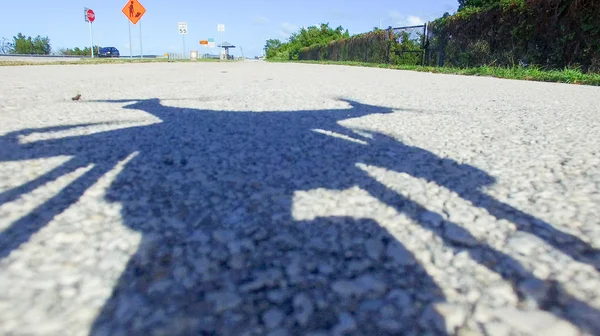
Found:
[0,61,599,336]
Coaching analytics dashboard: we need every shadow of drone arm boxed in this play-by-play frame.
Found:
[355,171,600,334]
[0,156,91,206]
[464,192,600,271]
[0,161,114,260]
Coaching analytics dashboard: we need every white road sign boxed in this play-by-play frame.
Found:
[217,24,225,32]
[178,22,188,35]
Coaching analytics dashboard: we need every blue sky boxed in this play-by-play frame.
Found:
[0,0,458,57]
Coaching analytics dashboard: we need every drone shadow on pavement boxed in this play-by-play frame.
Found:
[0,98,598,335]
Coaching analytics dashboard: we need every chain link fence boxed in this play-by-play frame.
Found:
[296,0,599,74]
[298,24,428,66]
[390,25,427,66]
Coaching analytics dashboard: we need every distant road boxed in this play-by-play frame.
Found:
[0,54,158,63]
[0,55,83,62]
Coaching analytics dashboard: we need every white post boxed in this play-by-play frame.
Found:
[182,34,185,59]
[139,20,143,59]
[89,21,94,58]
[128,21,132,58]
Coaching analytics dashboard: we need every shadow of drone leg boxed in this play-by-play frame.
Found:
[0,162,112,260]
[357,175,600,335]
[0,157,90,206]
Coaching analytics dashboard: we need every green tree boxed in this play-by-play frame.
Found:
[57,45,101,56]
[265,39,283,58]
[11,33,51,54]
[265,23,350,60]
[458,0,500,10]
[0,37,13,54]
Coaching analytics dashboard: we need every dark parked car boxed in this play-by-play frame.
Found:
[98,47,120,58]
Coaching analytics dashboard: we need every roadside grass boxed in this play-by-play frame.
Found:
[0,57,234,67]
[268,60,600,86]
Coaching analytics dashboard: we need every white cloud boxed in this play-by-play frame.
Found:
[387,11,426,27]
[278,22,298,39]
[407,15,425,26]
[252,16,269,25]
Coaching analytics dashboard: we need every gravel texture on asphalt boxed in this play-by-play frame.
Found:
[0,61,599,336]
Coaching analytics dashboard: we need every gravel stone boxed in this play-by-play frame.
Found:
[240,269,284,292]
[212,230,236,244]
[482,322,511,336]
[206,291,242,313]
[484,307,580,336]
[227,239,255,254]
[377,319,403,332]
[250,227,270,242]
[272,234,302,250]
[331,274,387,298]
[293,293,314,327]
[359,299,384,312]
[387,289,413,312]
[518,277,551,308]
[266,328,288,336]
[419,303,468,334]
[318,263,335,275]
[506,232,541,256]
[266,290,289,304]
[228,253,247,270]
[189,231,210,244]
[386,242,416,266]
[262,308,285,329]
[420,211,444,227]
[364,238,385,260]
[444,225,479,247]
[332,312,357,336]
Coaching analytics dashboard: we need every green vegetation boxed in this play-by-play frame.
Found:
[56,46,102,56]
[0,58,228,67]
[457,0,505,10]
[428,0,600,72]
[268,60,600,86]
[265,23,350,61]
[0,32,99,56]
[1,33,51,55]
[265,0,600,76]
[265,25,426,65]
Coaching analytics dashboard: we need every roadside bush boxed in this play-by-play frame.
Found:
[300,30,391,64]
[428,0,600,72]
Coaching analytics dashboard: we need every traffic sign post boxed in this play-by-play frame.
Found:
[217,24,225,56]
[122,0,146,58]
[140,20,143,59]
[178,22,188,59]
[84,7,96,58]
[128,21,132,58]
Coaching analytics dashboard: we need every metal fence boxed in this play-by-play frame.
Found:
[297,24,429,66]
[390,24,427,66]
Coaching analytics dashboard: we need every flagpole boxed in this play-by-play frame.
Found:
[139,20,143,59]
[128,21,132,58]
